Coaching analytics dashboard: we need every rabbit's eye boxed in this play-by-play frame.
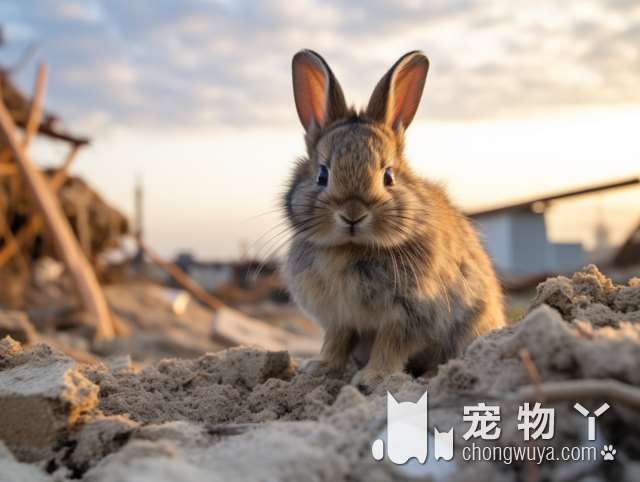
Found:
[384,167,394,187]
[317,165,329,187]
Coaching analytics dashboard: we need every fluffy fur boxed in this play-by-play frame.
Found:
[283,50,505,389]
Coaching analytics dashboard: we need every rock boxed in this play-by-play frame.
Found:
[0,342,99,462]
[532,265,640,325]
[0,310,36,344]
[0,441,51,482]
[0,336,23,368]
[65,415,138,475]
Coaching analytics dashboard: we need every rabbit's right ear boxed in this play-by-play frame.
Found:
[292,50,347,131]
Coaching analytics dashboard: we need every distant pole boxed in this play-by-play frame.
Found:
[134,174,144,242]
[238,239,249,261]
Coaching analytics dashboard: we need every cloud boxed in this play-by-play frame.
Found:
[1,0,639,135]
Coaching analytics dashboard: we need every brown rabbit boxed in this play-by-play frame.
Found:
[283,50,505,390]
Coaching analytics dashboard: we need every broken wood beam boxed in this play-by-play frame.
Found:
[0,163,17,176]
[138,239,225,312]
[23,65,46,147]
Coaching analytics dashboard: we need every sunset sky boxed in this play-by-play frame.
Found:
[1,0,639,258]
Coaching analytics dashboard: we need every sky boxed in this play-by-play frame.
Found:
[1,0,639,259]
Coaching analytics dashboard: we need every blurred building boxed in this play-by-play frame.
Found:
[469,177,640,278]
[174,252,278,292]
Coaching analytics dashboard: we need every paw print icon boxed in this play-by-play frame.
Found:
[601,444,616,461]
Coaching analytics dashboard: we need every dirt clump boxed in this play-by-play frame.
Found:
[83,346,344,425]
[0,339,99,463]
[532,264,640,326]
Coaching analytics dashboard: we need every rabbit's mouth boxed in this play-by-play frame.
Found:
[332,228,377,248]
[304,204,413,249]
[307,222,374,248]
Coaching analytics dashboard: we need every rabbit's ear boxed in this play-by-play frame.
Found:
[366,51,429,131]
[292,50,347,131]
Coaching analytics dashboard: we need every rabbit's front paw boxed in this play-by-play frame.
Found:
[300,358,344,378]
[351,368,385,393]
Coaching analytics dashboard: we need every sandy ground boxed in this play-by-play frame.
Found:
[1,265,640,481]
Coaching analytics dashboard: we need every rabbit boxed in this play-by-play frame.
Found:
[282,49,505,390]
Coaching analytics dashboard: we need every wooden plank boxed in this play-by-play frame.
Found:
[0,147,12,165]
[138,240,321,355]
[23,70,45,147]
[0,163,17,176]
[139,240,225,311]
[0,65,114,341]
[75,195,92,257]
[211,306,322,357]
[468,176,640,218]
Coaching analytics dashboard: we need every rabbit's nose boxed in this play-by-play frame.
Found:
[336,198,370,230]
[339,213,368,226]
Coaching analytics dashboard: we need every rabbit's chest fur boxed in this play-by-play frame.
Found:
[285,239,488,338]
[286,245,393,331]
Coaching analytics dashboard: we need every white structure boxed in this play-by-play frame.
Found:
[472,210,584,276]
[469,177,640,277]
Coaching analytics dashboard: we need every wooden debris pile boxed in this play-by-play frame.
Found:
[0,65,116,340]
[0,63,320,365]
[2,169,128,266]
[0,67,128,315]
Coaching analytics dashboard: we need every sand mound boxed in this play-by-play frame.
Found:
[83,347,344,425]
[1,266,639,481]
[531,264,640,326]
[431,304,640,396]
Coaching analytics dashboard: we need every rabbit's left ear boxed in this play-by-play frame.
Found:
[366,51,429,131]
